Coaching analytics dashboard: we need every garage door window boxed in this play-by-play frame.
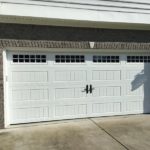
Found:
[55,55,85,63]
[127,56,150,63]
[93,56,120,63]
[13,54,47,63]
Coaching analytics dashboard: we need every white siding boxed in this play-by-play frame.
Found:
[1,0,150,13]
[0,0,150,28]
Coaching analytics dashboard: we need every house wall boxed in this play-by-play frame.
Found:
[0,23,150,42]
[2,0,150,14]
[0,23,150,128]
[1,0,150,28]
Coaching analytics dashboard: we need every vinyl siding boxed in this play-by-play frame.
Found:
[0,0,150,29]
[1,0,150,14]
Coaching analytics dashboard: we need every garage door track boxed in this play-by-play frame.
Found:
[0,115,150,150]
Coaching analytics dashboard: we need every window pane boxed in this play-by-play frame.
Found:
[127,56,150,63]
[93,55,120,63]
[13,54,46,63]
[55,55,85,63]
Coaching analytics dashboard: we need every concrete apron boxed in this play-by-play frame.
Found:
[0,115,150,150]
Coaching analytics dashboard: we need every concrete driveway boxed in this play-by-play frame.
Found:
[0,115,150,150]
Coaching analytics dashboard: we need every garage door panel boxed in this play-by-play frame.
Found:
[10,106,50,124]
[7,52,150,124]
[9,83,50,88]
[126,84,144,96]
[125,69,145,97]
[54,70,87,82]
[11,100,50,108]
[92,70,121,81]
[55,105,76,117]
[126,69,144,81]
[53,83,88,100]
[53,81,87,86]
[11,87,49,100]
[55,103,88,118]
[91,81,122,84]
[91,102,122,114]
[92,86,121,97]
[55,87,87,100]
[89,97,122,102]
[126,101,143,112]
[11,71,48,83]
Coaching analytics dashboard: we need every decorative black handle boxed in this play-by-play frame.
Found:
[89,84,93,93]
[83,85,94,94]
[85,85,89,94]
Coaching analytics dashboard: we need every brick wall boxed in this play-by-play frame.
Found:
[0,23,150,42]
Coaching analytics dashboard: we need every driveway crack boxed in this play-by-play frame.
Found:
[89,118,130,150]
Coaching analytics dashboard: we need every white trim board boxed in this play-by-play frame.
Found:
[6,47,150,53]
[0,1,150,29]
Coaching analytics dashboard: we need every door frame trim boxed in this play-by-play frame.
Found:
[3,49,10,128]
[5,47,150,53]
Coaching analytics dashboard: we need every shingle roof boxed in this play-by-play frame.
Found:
[0,39,150,50]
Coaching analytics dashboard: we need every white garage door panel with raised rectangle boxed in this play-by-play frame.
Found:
[7,52,150,124]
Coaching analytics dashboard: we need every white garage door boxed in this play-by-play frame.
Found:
[7,52,150,124]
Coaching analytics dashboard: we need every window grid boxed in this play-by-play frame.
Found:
[127,56,150,63]
[93,56,120,63]
[13,54,47,63]
[55,55,85,63]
